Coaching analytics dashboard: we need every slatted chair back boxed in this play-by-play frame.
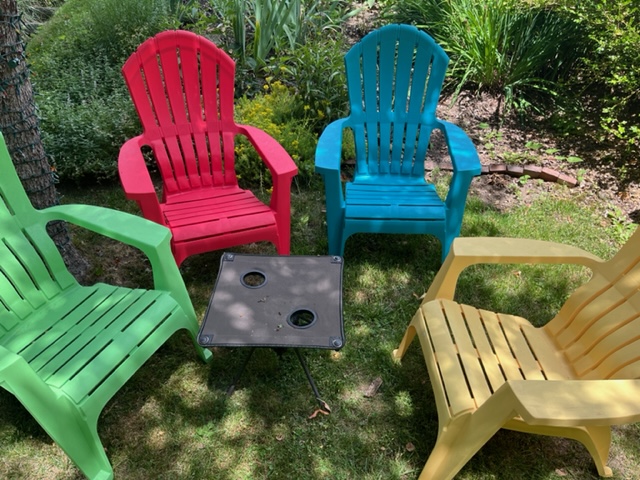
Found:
[0,143,75,339]
[344,24,449,180]
[546,229,640,380]
[122,30,238,195]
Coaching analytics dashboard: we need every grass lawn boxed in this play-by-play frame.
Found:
[1,176,638,480]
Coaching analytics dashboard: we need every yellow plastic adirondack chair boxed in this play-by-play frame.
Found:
[0,132,212,480]
[394,231,640,479]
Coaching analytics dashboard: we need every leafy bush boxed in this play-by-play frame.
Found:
[560,0,640,163]
[385,0,588,114]
[267,33,349,132]
[27,0,179,182]
[234,81,318,187]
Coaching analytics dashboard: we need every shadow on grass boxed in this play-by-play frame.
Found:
[2,185,633,479]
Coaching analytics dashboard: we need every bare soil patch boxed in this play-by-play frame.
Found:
[433,92,640,220]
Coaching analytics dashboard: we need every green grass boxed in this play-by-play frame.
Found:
[1,179,638,479]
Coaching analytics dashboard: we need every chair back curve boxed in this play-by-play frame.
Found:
[344,24,449,179]
[122,30,238,195]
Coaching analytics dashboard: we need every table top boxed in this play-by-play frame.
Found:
[198,253,344,349]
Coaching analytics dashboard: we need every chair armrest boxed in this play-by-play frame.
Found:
[425,237,604,302]
[315,118,349,217]
[118,136,164,225]
[315,118,349,175]
[236,124,298,179]
[506,379,640,426]
[435,119,482,175]
[36,205,195,317]
[236,124,297,217]
[0,345,56,397]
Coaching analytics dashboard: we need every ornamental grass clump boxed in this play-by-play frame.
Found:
[386,0,588,114]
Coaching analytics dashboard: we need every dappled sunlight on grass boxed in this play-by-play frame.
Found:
[3,184,633,479]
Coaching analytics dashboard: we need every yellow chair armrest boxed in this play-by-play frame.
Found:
[424,237,604,302]
[507,379,640,426]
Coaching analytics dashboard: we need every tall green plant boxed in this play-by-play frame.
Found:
[268,33,349,131]
[561,0,640,162]
[223,0,353,67]
[386,0,587,113]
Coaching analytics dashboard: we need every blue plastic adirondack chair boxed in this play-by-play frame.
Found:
[315,24,481,260]
[0,132,211,479]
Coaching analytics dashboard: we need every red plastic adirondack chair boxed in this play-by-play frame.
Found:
[120,30,297,266]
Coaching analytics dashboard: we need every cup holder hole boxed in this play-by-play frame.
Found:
[287,309,317,329]
[241,270,266,288]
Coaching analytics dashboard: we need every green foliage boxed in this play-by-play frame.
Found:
[267,33,349,131]
[218,0,352,68]
[559,0,640,162]
[385,0,587,114]
[27,0,179,182]
[234,81,318,187]
[17,0,61,35]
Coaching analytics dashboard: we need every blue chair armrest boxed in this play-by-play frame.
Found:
[436,119,481,175]
[315,118,349,175]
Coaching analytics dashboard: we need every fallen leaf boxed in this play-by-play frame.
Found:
[308,409,330,419]
[405,442,415,452]
[364,377,383,398]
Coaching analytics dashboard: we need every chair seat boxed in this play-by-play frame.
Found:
[163,187,277,243]
[345,183,445,221]
[3,283,184,404]
[421,298,575,418]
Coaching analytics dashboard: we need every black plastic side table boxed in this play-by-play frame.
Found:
[198,253,344,411]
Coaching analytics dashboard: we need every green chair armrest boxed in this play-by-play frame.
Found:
[35,205,194,317]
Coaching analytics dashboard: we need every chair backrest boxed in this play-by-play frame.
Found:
[122,30,238,195]
[0,133,76,339]
[344,24,449,179]
[546,228,640,380]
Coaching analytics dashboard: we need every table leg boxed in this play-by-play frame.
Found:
[227,347,256,396]
[294,349,331,413]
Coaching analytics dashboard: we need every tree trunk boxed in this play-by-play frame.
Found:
[0,0,88,279]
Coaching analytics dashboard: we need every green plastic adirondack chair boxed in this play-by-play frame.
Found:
[0,133,212,480]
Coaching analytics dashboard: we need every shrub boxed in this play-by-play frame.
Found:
[234,81,318,187]
[560,0,640,164]
[267,33,349,132]
[27,0,179,182]
[218,0,353,68]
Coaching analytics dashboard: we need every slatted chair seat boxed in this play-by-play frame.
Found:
[394,234,640,480]
[0,133,211,480]
[345,183,446,221]
[161,187,278,244]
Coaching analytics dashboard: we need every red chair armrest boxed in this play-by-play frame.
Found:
[118,136,164,225]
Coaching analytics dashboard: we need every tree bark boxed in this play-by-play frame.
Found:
[0,0,88,279]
